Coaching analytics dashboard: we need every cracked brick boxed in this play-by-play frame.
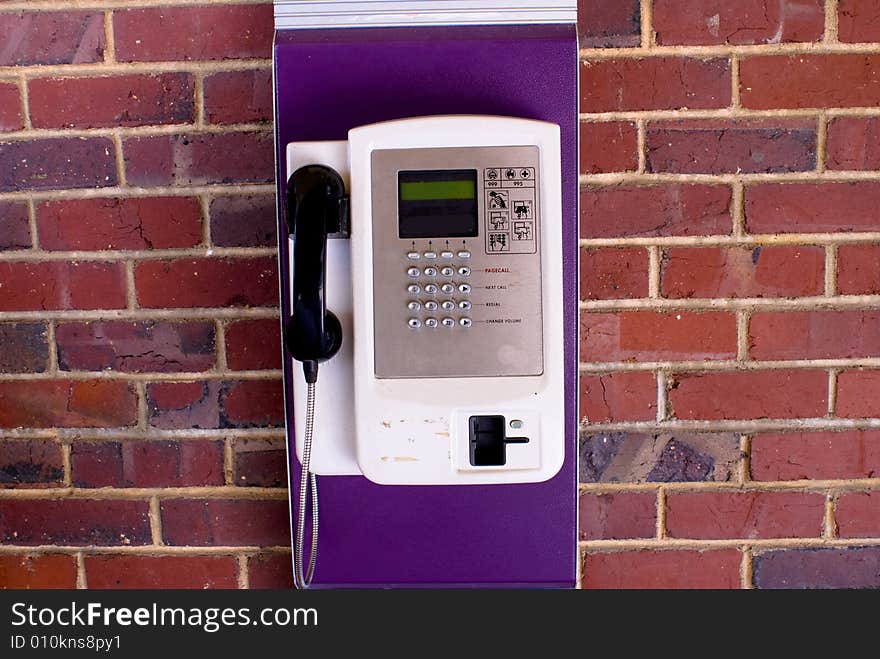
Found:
[38,197,202,251]
[666,491,825,539]
[580,372,657,423]
[654,0,824,45]
[56,321,215,373]
[0,380,137,428]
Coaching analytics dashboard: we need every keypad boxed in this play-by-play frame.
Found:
[403,248,475,330]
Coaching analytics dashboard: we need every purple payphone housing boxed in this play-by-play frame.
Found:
[274,3,579,588]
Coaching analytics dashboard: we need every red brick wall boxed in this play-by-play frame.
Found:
[579,0,880,589]
[0,0,287,589]
[2,0,880,590]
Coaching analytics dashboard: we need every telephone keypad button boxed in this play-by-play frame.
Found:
[424,251,437,259]
[407,300,421,312]
[425,318,439,328]
[459,300,472,311]
[440,266,454,277]
[457,250,471,259]
[407,267,420,278]
[424,284,439,295]
[460,318,472,328]
[459,283,472,294]
[407,251,420,260]
[424,300,439,311]
[441,318,455,327]
[407,318,422,329]
[440,283,455,295]
[423,267,438,277]
[458,267,471,277]
[441,300,455,312]
[440,251,454,259]
[407,284,421,294]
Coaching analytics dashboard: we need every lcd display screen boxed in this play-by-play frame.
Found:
[398,169,478,238]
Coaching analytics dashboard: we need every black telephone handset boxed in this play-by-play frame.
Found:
[285,165,348,383]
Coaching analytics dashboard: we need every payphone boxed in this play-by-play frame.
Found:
[287,115,564,487]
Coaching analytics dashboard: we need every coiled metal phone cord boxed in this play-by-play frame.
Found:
[294,381,319,589]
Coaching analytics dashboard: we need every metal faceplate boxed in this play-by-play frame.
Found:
[371,146,543,379]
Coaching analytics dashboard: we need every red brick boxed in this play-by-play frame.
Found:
[839,0,880,42]
[0,554,77,589]
[234,438,287,487]
[580,371,657,423]
[826,117,880,170]
[580,122,638,174]
[580,248,648,300]
[85,555,238,589]
[71,440,224,488]
[204,69,272,125]
[666,491,825,539]
[0,322,48,373]
[0,11,105,66]
[582,57,731,112]
[836,492,880,537]
[38,197,201,251]
[160,499,291,547]
[248,553,293,589]
[135,258,278,308]
[579,492,656,540]
[0,499,150,545]
[0,380,137,428]
[577,0,640,47]
[582,550,741,589]
[124,131,274,187]
[0,201,30,250]
[836,370,880,417]
[752,431,880,481]
[0,137,117,192]
[56,321,215,373]
[220,380,284,428]
[581,311,737,362]
[581,185,732,238]
[741,54,880,109]
[0,439,63,488]
[210,195,277,248]
[646,119,816,174]
[114,5,273,62]
[29,74,194,129]
[654,0,824,45]
[147,381,219,430]
[750,311,880,360]
[747,182,880,233]
[0,82,22,131]
[661,246,824,298]
[669,370,828,420]
[754,547,880,588]
[0,261,126,311]
[225,319,282,371]
[838,245,880,295]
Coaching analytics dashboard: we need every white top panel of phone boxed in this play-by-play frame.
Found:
[288,116,564,485]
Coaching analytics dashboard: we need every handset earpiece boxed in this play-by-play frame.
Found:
[284,165,347,381]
